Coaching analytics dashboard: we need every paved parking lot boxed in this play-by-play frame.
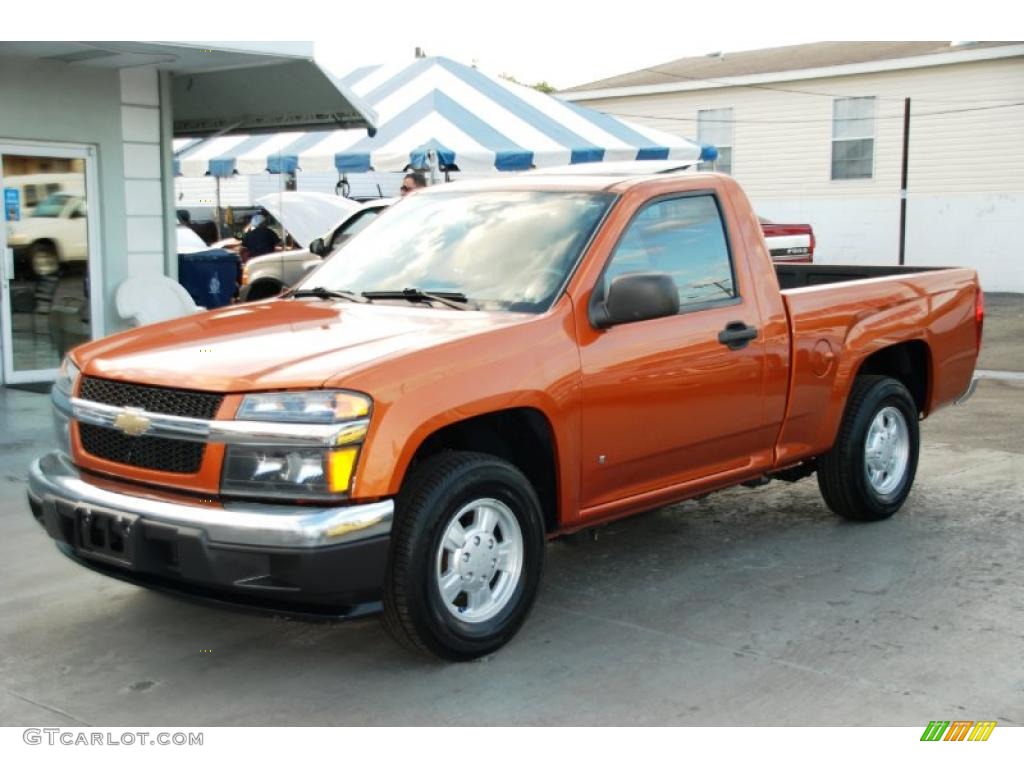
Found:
[2,296,1022,726]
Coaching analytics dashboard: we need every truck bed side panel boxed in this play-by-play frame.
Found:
[775,268,978,468]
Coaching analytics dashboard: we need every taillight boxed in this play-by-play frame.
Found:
[975,287,984,352]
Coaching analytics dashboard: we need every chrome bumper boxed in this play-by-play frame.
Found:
[954,376,979,406]
[28,451,393,549]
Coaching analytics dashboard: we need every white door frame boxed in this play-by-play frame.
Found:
[0,140,104,385]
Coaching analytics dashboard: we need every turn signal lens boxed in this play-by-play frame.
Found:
[327,447,359,493]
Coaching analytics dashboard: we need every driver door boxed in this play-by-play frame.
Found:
[577,192,771,513]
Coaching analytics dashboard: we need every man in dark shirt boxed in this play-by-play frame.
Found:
[241,213,281,258]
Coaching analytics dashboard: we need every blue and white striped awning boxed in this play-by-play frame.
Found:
[175,56,706,177]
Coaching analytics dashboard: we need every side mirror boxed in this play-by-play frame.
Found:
[590,272,679,329]
[309,237,327,256]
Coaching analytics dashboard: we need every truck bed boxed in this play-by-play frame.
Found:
[772,265,980,469]
[774,263,948,290]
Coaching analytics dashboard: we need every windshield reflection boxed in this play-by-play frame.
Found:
[302,190,614,312]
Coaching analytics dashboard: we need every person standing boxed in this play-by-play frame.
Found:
[240,212,281,259]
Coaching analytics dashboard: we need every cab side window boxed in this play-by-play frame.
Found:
[604,195,736,311]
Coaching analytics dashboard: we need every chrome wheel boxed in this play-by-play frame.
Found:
[864,406,910,495]
[435,498,524,624]
[30,246,59,277]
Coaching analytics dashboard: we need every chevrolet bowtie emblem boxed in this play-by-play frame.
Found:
[113,408,151,437]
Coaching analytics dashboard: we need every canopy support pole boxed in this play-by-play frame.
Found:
[214,176,222,240]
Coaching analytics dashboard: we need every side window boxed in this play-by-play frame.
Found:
[330,209,382,251]
[604,195,736,311]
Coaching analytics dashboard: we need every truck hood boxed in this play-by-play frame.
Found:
[75,300,529,393]
[256,191,360,249]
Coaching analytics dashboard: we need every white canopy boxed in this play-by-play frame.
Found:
[175,56,710,177]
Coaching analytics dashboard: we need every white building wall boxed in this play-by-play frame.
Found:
[119,67,166,279]
[575,57,1024,292]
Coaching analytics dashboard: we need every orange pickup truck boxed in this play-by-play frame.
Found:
[28,171,983,660]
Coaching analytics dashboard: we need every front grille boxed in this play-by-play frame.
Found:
[80,377,223,420]
[79,424,205,474]
[77,377,221,474]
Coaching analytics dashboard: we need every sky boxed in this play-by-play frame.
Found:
[11,0,1015,92]
[307,1,1010,88]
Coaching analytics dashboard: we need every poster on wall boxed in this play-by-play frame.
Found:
[4,187,19,221]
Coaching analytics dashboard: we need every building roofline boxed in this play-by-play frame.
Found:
[560,43,1024,102]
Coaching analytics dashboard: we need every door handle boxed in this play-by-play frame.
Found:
[718,321,758,350]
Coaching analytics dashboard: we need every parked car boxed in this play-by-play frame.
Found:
[29,171,982,661]
[7,192,88,276]
[240,198,393,301]
[759,217,816,263]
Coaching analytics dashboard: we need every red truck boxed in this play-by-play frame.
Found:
[759,218,816,263]
[28,171,982,660]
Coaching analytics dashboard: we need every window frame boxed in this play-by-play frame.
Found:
[697,108,734,175]
[831,96,876,181]
[591,189,742,324]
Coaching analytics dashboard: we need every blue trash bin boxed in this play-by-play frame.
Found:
[177,249,241,309]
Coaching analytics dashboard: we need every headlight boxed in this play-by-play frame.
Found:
[236,390,370,423]
[222,390,370,500]
[53,356,81,398]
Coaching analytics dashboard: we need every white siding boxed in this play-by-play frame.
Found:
[576,57,1024,291]
[120,67,165,277]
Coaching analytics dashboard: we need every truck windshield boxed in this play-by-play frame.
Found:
[300,189,614,312]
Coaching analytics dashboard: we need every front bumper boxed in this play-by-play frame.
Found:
[27,451,394,618]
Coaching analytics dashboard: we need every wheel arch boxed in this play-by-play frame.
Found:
[399,407,561,534]
[852,339,932,416]
[30,237,62,258]
[242,277,285,302]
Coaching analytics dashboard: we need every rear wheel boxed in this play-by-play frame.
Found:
[29,242,60,277]
[382,451,546,660]
[817,375,920,522]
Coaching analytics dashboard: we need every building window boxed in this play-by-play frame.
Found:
[832,96,875,180]
[697,108,733,174]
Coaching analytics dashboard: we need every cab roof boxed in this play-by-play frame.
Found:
[417,168,725,196]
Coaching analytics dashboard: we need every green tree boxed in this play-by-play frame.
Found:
[499,73,558,94]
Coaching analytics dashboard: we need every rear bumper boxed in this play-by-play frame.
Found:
[27,451,393,617]
[955,376,980,406]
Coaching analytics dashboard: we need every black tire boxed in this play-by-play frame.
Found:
[382,451,546,661]
[817,375,920,522]
[29,242,60,277]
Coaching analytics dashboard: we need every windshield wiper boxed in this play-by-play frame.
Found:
[289,287,369,303]
[361,288,472,311]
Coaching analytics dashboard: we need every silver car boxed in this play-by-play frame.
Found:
[239,198,393,302]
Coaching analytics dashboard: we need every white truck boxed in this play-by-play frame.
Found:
[7,192,88,277]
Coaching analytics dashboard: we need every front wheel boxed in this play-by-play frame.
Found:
[29,243,60,277]
[817,375,920,522]
[382,451,546,660]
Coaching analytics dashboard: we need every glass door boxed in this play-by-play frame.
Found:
[0,143,102,385]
